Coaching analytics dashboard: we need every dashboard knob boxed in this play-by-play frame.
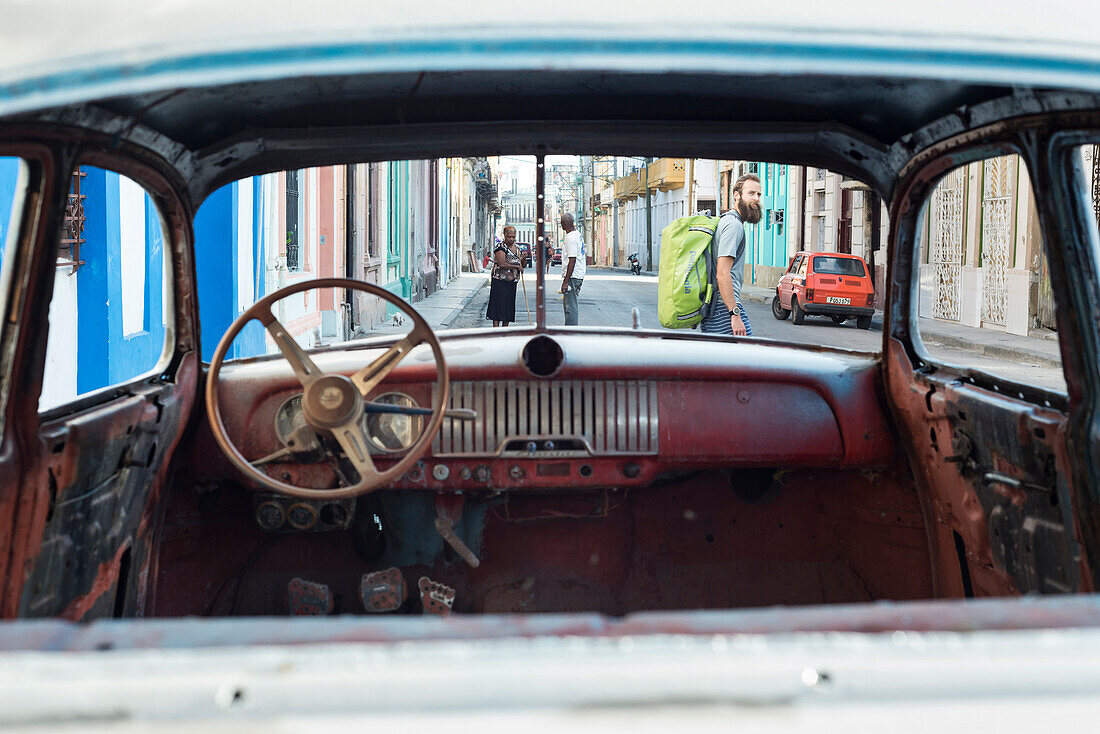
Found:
[509,465,525,480]
[474,465,491,483]
[622,462,642,478]
[459,467,472,480]
[406,462,425,482]
[544,440,556,451]
[432,464,450,481]
[525,441,538,455]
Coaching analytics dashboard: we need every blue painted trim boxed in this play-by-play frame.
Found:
[75,166,109,394]
[234,177,267,359]
[194,183,234,362]
[0,157,21,263]
[2,32,1100,118]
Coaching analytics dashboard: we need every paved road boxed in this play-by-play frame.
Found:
[453,267,664,330]
[452,268,1065,391]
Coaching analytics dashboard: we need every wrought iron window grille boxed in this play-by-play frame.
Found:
[58,169,87,273]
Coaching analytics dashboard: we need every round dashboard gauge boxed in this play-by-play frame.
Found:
[274,394,308,446]
[365,392,424,453]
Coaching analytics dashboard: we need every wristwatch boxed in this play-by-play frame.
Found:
[729,305,740,316]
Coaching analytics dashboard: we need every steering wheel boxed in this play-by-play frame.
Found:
[204,277,449,500]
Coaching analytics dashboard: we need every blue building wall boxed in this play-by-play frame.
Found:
[194,178,269,362]
[0,156,22,263]
[744,162,791,281]
[75,167,168,394]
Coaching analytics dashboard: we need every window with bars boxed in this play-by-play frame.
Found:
[285,170,301,270]
[59,169,87,273]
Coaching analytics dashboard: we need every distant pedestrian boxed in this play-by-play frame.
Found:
[486,226,525,327]
[559,213,586,325]
[545,242,553,274]
[701,173,762,336]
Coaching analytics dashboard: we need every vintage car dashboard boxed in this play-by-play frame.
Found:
[195,331,895,495]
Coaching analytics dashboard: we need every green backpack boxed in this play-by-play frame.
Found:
[657,214,719,329]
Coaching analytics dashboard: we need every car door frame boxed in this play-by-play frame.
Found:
[0,125,200,620]
[883,111,1100,597]
[778,253,801,308]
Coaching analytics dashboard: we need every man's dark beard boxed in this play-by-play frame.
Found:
[737,200,763,224]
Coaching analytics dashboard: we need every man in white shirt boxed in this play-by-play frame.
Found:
[559,213,587,325]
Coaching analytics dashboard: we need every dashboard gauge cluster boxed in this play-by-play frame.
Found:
[273,391,425,456]
[253,494,356,533]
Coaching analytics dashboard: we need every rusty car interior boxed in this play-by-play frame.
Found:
[1,66,1099,626]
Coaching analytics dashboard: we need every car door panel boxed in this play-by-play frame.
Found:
[884,131,1095,599]
[887,346,1085,596]
[19,364,195,619]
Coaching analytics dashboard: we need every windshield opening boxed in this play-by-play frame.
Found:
[194,156,885,362]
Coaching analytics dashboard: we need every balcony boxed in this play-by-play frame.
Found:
[839,176,872,191]
[646,158,685,191]
[613,170,645,200]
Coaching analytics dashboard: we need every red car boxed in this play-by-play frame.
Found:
[772,251,875,329]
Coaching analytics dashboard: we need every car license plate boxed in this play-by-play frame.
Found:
[827,297,850,305]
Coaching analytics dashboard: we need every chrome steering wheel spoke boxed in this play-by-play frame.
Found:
[259,310,323,388]
[350,326,427,398]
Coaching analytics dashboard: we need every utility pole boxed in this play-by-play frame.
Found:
[645,157,653,271]
[686,158,694,216]
[590,157,596,265]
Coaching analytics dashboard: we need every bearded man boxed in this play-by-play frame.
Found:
[700,173,762,336]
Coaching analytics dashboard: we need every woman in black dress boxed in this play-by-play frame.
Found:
[486,226,525,326]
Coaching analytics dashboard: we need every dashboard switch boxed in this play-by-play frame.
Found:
[406,462,425,482]
[623,462,642,478]
[510,465,525,480]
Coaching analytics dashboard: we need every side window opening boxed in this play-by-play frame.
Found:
[916,154,1064,393]
[39,166,172,412]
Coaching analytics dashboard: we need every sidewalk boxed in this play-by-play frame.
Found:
[357,272,489,335]
[738,284,1062,369]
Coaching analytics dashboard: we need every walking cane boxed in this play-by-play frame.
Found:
[519,266,532,325]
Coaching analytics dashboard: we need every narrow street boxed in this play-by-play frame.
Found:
[451,266,1066,391]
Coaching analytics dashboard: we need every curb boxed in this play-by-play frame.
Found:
[918,331,1062,370]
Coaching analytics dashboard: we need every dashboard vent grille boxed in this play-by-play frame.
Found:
[433,380,659,456]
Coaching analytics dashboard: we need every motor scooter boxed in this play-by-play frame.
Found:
[627,252,642,275]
